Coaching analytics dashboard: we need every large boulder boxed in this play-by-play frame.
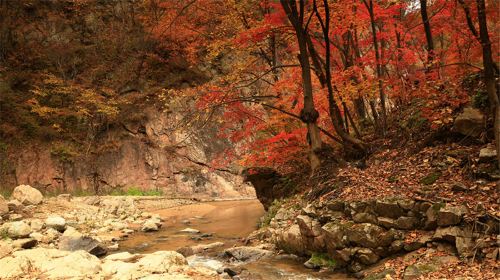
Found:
[0,256,31,279]
[0,195,9,216]
[453,107,484,137]
[0,241,13,258]
[11,185,43,205]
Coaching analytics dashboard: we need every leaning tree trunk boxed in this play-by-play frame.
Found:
[281,0,323,170]
[419,0,434,67]
[476,0,500,169]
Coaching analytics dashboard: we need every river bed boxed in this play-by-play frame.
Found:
[120,199,351,280]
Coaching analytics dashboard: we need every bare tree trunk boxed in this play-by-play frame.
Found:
[419,0,434,66]
[281,0,322,170]
[476,0,500,169]
[364,0,387,135]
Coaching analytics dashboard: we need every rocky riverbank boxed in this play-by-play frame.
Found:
[251,196,499,279]
[0,184,222,279]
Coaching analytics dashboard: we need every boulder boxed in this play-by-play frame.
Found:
[437,205,467,226]
[29,219,44,231]
[433,226,465,242]
[353,212,378,224]
[273,224,305,255]
[224,246,273,262]
[479,144,497,162]
[4,221,32,239]
[7,199,23,212]
[45,215,66,232]
[0,241,13,258]
[135,251,187,274]
[12,238,37,249]
[356,248,379,265]
[142,219,159,232]
[322,222,347,250]
[58,227,107,256]
[0,256,31,279]
[177,242,224,257]
[0,195,9,216]
[377,217,396,229]
[11,185,43,205]
[453,107,484,137]
[375,199,404,219]
[296,215,323,237]
[395,216,418,230]
[42,250,102,279]
[347,223,393,248]
[104,252,140,262]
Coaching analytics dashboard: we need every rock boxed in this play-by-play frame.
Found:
[397,199,415,211]
[104,252,139,262]
[135,251,187,273]
[347,223,393,248]
[455,236,474,257]
[403,263,438,279]
[377,217,396,229]
[11,185,43,205]
[296,215,323,237]
[0,241,13,258]
[177,242,224,257]
[453,107,484,137]
[375,199,404,219]
[29,219,44,231]
[43,250,102,279]
[479,144,497,162]
[356,248,379,265]
[44,228,61,243]
[142,219,159,232]
[451,182,468,192]
[4,221,32,239]
[433,226,466,242]
[7,199,23,212]
[304,259,320,269]
[0,195,9,216]
[437,205,467,226]
[224,246,273,262]
[57,193,72,201]
[326,201,345,212]
[395,216,418,230]
[180,227,200,234]
[0,256,31,279]
[322,222,347,250]
[45,215,66,231]
[353,213,378,224]
[389,240,404,254]
[12,238,37,249]
[273,224,305,255]
[59,227,107,256]
[108,243,119,251]
[404,235,432,252]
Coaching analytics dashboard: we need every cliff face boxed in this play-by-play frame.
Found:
[2,106,255,199]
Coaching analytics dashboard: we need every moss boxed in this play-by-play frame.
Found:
[309,252,336,268]
[259,199,284,228]
[420,171,441,185]
[109,186,163,196]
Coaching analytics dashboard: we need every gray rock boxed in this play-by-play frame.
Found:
[322,222,347,250]
[437,205,467,226]
[377,217,396,229]
[347,223,393,248]
[45,216,66,232]
[395,216,418,230]
[375,200,404,219]
[58,228,107,256]
[353,213,378,224]
[11,185,43,205]
[403,263,438,279]
[433,226,466,242]
[356,248,379,265]
[224,246,272,262]
[4,221,32,239]
[479,144,497,162]
[455,236,474,257]
[453,107,484,137]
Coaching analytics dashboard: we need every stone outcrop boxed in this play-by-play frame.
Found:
[453,107,484,137]
[268,198,498,273]
[242,167,286,210]
[2,108,255,199]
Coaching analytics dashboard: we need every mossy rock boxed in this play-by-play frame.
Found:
[420,172,441,185]
[308,252,336,268]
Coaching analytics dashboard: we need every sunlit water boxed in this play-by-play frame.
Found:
[120,199,351,280]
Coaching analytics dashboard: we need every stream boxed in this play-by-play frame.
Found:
[120,199,351,280]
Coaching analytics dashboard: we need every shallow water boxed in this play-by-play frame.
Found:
[120,199,351,279]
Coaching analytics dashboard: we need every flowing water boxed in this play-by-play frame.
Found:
[120,199,351,280]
